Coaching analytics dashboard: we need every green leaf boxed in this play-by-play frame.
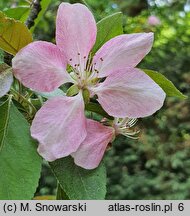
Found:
[66,85,79,97]
[56,184,70,200]
[50,157,107,200]
[0,97,42,199]
[30,0,51,32]
[0,11,32,55]
[82,88,90,104]
[85,102,113,120]
[92,12,123,53]
[3,7,30,22]
[143,69,187,99]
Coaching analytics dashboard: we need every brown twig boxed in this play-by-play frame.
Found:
[25,0,42,29]
[4,53,13,66]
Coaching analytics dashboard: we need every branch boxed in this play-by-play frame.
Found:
[25,0,42,29]
[4,53,13,66]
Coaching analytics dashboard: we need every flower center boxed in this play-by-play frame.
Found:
[68,52,103,90]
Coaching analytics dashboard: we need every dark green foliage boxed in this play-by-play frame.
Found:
[35,161,57,197]
[0,98,42,199]
[92,12,123,53]
[105,105,190,199]
[105,1,190,199]
[50,157,107,200]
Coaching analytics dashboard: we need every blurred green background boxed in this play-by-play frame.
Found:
[1,0,190,199]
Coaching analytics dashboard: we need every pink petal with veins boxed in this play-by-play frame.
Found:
[72,119,114,169]
[12,41,72,92]
[31,93,87,161]
[56,3,97,72]
[93,68,166,118]
[93,33,154,77]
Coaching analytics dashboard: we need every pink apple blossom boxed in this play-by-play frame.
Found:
[147,15,161,26]
[12,3,166,169]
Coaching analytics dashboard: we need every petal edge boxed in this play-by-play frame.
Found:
[31,93,87,161]
[93,33,154,77]
[72,119,114,169]
[12,41,72,92]
[93,68,166,118]
[56,3,97,72]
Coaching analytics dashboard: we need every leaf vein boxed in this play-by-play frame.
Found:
[0,99,11,153]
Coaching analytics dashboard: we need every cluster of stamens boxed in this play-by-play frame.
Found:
[68,52,104,89]
[113,117,140,139]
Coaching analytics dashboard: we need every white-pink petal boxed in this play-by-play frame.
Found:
[56,3,97,72]
[0,65,13,98]
[71,119,114,169]
[12,41,72,92]
[93,68,166,118]
[31,93,87,161]
[93,33,154,77]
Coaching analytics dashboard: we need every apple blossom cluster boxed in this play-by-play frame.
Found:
[11,3,166,169]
